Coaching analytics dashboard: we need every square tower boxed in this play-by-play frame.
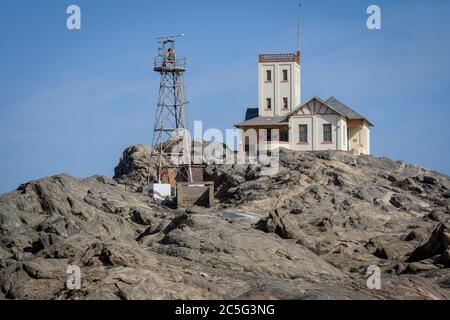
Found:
[258,52,301,117]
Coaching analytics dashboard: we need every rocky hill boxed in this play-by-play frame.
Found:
[1,145,449,299]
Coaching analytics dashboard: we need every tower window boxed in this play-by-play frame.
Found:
[299,125,308,143]
[283,97,288,109]
[266,98,272,109]
[282,69,288,81]
[266,70,272,82]
[323,124,332,142]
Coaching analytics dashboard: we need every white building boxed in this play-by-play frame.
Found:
[235,52,373,155]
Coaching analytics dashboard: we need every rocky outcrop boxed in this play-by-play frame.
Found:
[113,142,231,192]
[113,144,152,192]
[1,146,450,299]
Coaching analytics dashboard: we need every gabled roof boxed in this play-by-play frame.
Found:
[288,96,336,117]
[289,96,373,126]
[235,115,288,127]
[325,97,373,126]
[234,97,373,128]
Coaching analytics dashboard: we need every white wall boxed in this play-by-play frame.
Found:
[237,117,370,155]
[278,63,291,116]
[294,63,301,106]
[337,118,347,151]
[289,116,313,151]
[365,124,371,155]
[361,123,371,155]
[259,64,275,117]
[346,122,371,155]
[289,114,346,151]
[258,61,301,117]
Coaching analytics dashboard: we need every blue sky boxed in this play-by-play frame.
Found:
[1,0,450,194]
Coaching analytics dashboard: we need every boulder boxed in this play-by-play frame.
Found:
[408,224,450,262]
[113,144,152,191]
[416,175,438,185]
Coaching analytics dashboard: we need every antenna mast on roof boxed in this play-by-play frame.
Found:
[296,3,302,53]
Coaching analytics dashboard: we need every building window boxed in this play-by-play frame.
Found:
[266,98,272,109]
[323,123,332,142]
[299,125,308,143]
[283,97,288,109]
[282,69,288,81]
[244,136,250,152]
[266,129,272,142]
[266,70,272,82]
[280,130,289,142]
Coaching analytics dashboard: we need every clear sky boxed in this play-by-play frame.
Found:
[1,0,450,194]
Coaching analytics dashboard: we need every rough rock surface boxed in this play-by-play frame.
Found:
[113,144,152,192]
[1,146,450,300]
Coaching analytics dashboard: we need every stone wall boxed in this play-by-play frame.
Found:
[176,182,214,208]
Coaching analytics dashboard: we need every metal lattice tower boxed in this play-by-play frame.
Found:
[148,34,192,185]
